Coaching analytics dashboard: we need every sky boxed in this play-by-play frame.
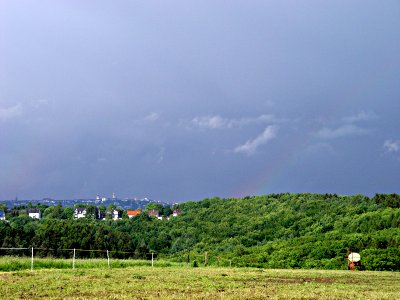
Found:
[0,1,399,202]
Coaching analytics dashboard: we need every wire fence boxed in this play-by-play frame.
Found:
[0,247,160,271]
[0,247,233,271]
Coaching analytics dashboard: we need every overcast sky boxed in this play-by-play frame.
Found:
[1,1,399,202]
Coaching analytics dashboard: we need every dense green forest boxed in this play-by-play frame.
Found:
[0,193,399,271]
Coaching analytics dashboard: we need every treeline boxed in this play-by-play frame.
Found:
[0,193,399,271]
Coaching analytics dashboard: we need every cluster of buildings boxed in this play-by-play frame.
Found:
[0,208,41,220]
[0,208,183,221]
[0,208,42,220]
[73,208,183,221]
[125,209,183,220]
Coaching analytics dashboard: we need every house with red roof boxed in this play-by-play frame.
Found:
[126,209,141,219]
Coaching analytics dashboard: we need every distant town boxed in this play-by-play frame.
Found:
[0,193,180,222]
[0,193,171,210]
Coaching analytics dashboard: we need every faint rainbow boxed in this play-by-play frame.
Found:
[231,61,389,198]
[231,127,319,198]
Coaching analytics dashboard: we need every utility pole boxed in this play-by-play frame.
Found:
[73,248,76,270]
[31,247,34,271]
[187,247,190,267]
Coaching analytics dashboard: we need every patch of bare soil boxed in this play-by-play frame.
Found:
[236,276,336,285]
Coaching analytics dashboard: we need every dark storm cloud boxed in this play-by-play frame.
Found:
[0,1,399,201]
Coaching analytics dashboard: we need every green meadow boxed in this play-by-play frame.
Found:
[0,256,176,272]
[0,259,399,299]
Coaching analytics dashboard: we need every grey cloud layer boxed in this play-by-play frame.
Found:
[0,1,399,200]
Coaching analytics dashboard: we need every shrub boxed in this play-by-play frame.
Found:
[361,248,400,271]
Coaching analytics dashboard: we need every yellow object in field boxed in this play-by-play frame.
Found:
[348,252,361,262]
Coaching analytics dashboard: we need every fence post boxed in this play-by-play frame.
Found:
[31,247,34,271]
[107,250,110,269]
[73,248,75,270]
[151,252,154,267]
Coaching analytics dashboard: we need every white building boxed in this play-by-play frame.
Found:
[74,207,87,218]
[112,209,121,220]
[28,208,41,219]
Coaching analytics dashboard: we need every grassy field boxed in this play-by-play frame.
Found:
[0,256,177,272]
[0,264,399,299]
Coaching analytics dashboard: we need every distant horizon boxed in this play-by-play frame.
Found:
[1,190,397,203]
[0,196,165,201]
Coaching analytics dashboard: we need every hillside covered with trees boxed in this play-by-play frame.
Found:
[0,193,399,271]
